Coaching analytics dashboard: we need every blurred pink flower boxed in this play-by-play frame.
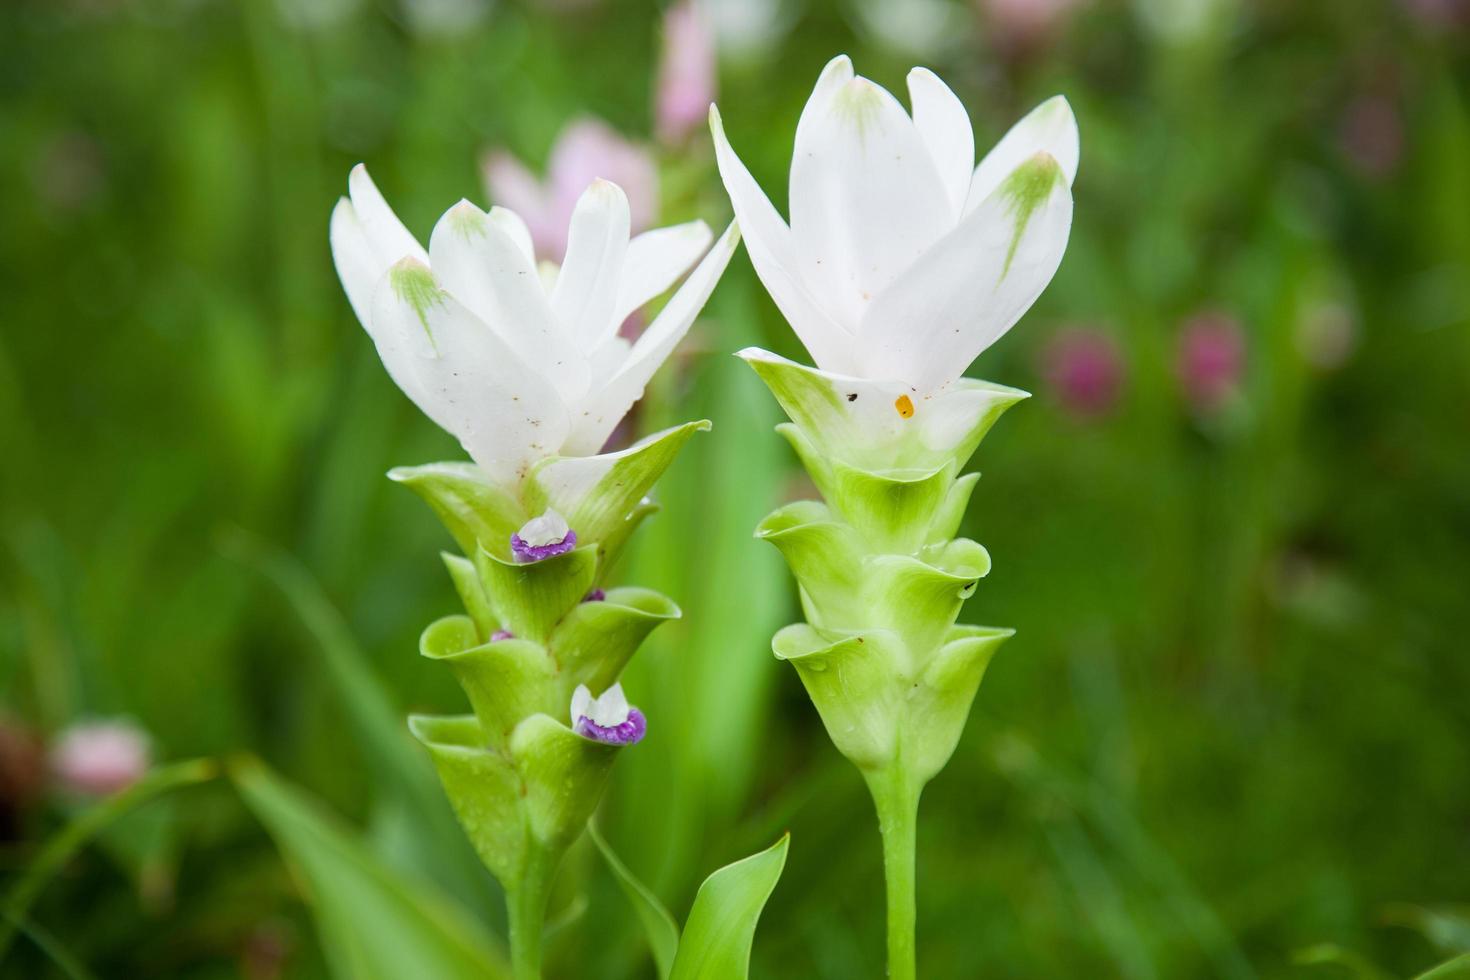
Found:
[482,119,658,263]
[657,1,718,145]
[979,0,1086,48]
[1175,311,1245,412]
[1339,94,1403,178]
[1400,0,1467,27]
[1041,327,1124,419]
[50,719,151,797]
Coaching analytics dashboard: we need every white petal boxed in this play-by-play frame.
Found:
[708,104,863,375]
[589,683,630,726]
[428,200,590,403]
[586,334,632,389]
[562,222,739,455]
[372,258,570,485]
[789,57,952,325]
[550,179,631,349]
[907,67,974,216]
[348,164,428,265]
[860,153,1074,393]
[487,205,536,266]
[965,95,1079,215]
[516,508,570,546]
[570,685,593,726]
[614,220,714,324]
[330,197,385,333]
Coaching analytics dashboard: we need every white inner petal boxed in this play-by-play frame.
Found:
[517,508,571,546]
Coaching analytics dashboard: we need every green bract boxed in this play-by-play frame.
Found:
[396,419,706,980]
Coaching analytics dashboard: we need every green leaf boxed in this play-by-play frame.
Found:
[0,759,218,961]
[510,714,619,853]
[669,834,790,980]
[1418,954,1470,980]
[475,543,599,645]
[550,586,681,697]
[232,758,509,980]
[772,625,900,771]
[388,461,526,558]
[442,552,499,640]
[588,822,680,980]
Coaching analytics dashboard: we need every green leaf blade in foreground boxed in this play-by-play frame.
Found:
[589,822,680,980]
[231,758,509,980]
[669,834,790,980]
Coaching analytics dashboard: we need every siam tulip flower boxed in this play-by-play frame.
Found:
[1041,326,1124,419]
[711,55,1076,467]
[656,0,718,145]
[50,719,151,797]
[482,119,659,263]
[570,683,647,745]
[1176,310,1245,413]
[330,166,738,487]
[511,509,577,563]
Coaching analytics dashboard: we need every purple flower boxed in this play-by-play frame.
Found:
[510,509,577,564]
[570,683,647,746]
[50,719,151,797]
[1176,311,1245,413]
[482,119,658,263]
[583,589,606,603]
[656,1,718,145]
[491,629,515,642]
[1041,326,1124,419]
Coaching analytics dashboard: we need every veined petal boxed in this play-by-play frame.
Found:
[551,180,631,349]
[428,200,590,403]
[487,205,536,266]
[562,222,739,455]
[614,220,714,324]
[965,95,1079,215]
[372,258,570,485]
[789,56,952,326]
[860,152,1073,393]
[708,105,863,375]
[907,67,974,217]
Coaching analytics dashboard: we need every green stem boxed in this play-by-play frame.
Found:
[506,848,554,980]
[868,766,923,980]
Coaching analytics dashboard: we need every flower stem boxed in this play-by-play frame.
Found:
[506,849,554,980]
[868,765,923,980]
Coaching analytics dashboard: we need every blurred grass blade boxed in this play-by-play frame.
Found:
[231,757,509,980]
[1293,944,1393,979]
[1,913,100,980]
[217,527,498,912]
[0,759,217,961]
[1417,954,1470,980]
[589,821,680,979]
[669,834,789,980]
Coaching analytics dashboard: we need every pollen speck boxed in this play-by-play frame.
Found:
[894,394,915,419]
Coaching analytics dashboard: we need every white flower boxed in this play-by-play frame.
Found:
[330,166,739,486]
[710,55,1077,402]
[570,682,631,728]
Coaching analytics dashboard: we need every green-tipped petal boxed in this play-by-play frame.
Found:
[474,544,599,645]
[755,503,869,630]
[773,625,902,771]
[822,458,955,554]
[409,714,523,883]
[526,421,710,558]
[420,616,556,746]
[927,472,980,545]
[389,462,525,559]
[865,538,991,655]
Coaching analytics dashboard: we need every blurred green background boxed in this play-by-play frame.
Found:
[3,0,1470,976]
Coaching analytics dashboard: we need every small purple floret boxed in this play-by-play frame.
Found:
[491,629,515,642]
[510,529,577,564]
[574,707,646,746]
[583,589,606,602]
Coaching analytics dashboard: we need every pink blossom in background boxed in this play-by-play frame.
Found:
[657,1,717,145]
[1041,327,1124,419]
[1339,94,1404,178]
[50,719,151,797]
[1176,311,1246,412]
[1400,0,1467,27]
[979,0,1086,49]
[482,119,658,262]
